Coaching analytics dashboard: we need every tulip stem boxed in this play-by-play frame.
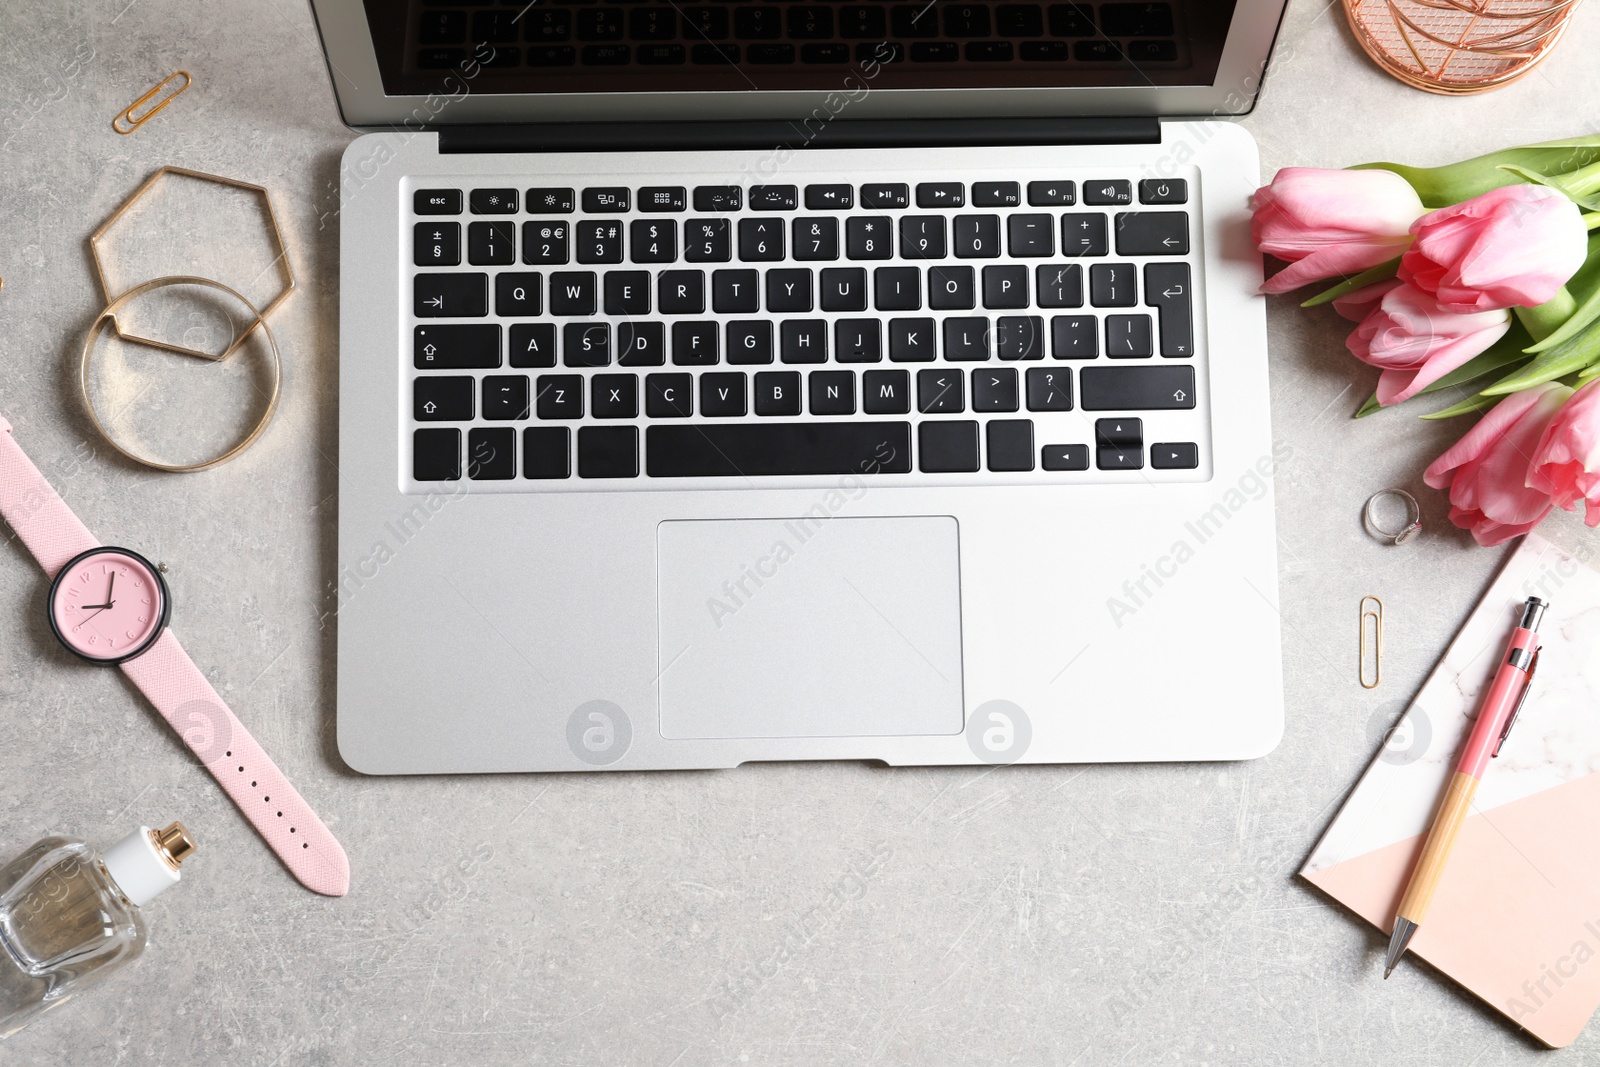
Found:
[1515,288,1577,343]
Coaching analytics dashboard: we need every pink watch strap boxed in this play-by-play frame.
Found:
[122,631,350,897]
[0,416,99,577]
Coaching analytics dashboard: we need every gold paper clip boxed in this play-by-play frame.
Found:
[1359,595,1383,689]
[112,71,191,135]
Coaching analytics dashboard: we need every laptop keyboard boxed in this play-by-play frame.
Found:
[405,165,1207,488]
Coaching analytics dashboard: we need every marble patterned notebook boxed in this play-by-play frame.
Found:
[1303,534,1600,1048]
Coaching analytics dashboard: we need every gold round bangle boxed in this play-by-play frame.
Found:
[78,275,282,473]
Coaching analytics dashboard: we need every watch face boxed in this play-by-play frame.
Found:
[47,547,170,664]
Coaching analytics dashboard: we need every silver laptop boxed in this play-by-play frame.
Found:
[313,0,1288,773]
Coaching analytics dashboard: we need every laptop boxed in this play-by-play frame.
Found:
[311,0,1289,773]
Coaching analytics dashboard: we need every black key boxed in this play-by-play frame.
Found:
[966,41,1014,62]
[468,221,515,265]
[983,265,1029,309]
[996,315,1045,360]
[1145,262,1193,357]
[692,43,739,65]
[943,3,991,35]
[1128,40,1178,62]
[1114,212,1189,256]
[788,5,833,38]
[793,218,839,261]
[727,320,774,365]
[754,371,802,416]
[1042,443,1089,471]
[1051,315,1098,359]
[658,270,706,314]
[549,271,597,315]
[712,269,759,313]
[630,219,677,263]
[646,373,694,417]
[954,215,1000,259]
[480,375,531,421]
[510,323,557,368]
[1097,419,1141,447]
[523,221,570,265]
[527,45,576,67]
[630,7,676,40]
[563,322,611,367]
[749,185,799,211]
[415,189,462,215]
[1026,367,1072,411]
[928,265,975,310]
[523,426,571,480]
[1098,445,1142,470]
[890,318,936,362]
[578,426,638,479]
[1151,442,1199,470]
[526,187,574,213]
[685,219,732,262]
[835,320,882,363]
[874,266,921,311]
[987,420,1034,472]
[735,6,782,39]
[972,182,1021,208]
[1106,315,1154,358]
[918,421,979,474]
[577,8,623,41]
[576,220,624,264]
[700,371,748,416]
[672,321,720,365]
[1027,181,1076,206]
[582,187,629,212]
[766,269,813,312]
[1139,178,1187,205]
[592,373,639,418]
[846,216,893,259]
[805,184,854,210]
[682,6,729,38]
[916,182,964,208]
[648,421,912,477]
[414,376,473,421]
[1080,366,1195,410]
[1090,263,1137,307]
[739,218,784,261]
[917,38,963,58]
[414,273,487,317]
[972,367,1019,412]
[639,43,685,66]
[998,4,1045,35]
[536,374,584,419]
[1083,180,1132,206]
[414,222,461,266]
[586,47,637,67]
[820,268,867,311]
[638,186,686,213]
[943,317,990,361]
[918,368,965,413]
[781,319,828,363]
[1102,3,1175,36]
[1061,214,1108,257]
[618,321,666,366]
[693,186,742,212]
[415,324,499,369]
[892,4,940,38]
[470,188,517,214]
[900,216,947,260]
[1037,264,1083,308]
[839,5,887,38]
[495,273,541,317]
[810,370,856,415]
[861,183,910,209]
[604,271,651,315]
[413,428,460,481]
[418,47,465,69]
[1007,214,1054,258]
[863,370,910,414]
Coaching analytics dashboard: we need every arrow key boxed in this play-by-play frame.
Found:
[1151,442,1199,470]
[1112,211,1189,256]
[413,375,474,422]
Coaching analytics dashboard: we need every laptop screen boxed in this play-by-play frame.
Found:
[360,1,1240,98]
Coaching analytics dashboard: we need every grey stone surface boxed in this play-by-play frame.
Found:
[1,0,1598,1062]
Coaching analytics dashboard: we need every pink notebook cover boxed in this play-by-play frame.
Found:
[1302,534,1600,1048]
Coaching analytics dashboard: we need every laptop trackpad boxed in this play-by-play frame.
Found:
[657,517,964,740]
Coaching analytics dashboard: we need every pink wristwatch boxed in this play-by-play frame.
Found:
[0,415,348,897]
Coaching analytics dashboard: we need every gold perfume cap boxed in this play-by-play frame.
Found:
[153,822,197,869]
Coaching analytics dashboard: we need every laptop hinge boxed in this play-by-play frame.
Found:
[438,117,1161,154]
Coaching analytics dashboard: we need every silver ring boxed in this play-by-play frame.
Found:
[1364,489,1422,545]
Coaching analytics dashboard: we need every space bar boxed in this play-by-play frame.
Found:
[646,422,913,477]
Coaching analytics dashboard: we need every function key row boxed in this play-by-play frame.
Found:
[414,179,1187,216]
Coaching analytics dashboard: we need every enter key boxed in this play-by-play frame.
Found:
[1144,262,1192,358]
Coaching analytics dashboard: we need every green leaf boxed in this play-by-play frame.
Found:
[1423,336,1534,395]
[1421,392,1502,420]
[1496,164,1600,211]
[1355,136,1600,207]
[1300,257,1402,308]
[1483,322,1600,394]
[1353,391,1383,419]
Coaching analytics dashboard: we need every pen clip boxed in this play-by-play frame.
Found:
[1493,645,1540,758]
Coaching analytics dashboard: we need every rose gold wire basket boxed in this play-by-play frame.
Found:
[1343,0,1583,94]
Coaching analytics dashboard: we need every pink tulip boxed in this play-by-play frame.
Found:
[1399,184,1586,313]
[1528,380,1600,525]
[1346,282,1511,406]
[1252,167,1426,295]
[1332,278,1401,322]
[1424,382,1572,547]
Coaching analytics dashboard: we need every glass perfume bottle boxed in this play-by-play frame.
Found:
[0,822,195,1038]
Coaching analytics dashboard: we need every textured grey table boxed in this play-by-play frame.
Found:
[2,0,1599,1062]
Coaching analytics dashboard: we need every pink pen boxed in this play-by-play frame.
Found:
[1384,596,1545,979]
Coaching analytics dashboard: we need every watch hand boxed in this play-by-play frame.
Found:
[81,601,111,610]
[106,571,115,602]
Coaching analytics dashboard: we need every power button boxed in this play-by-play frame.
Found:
[1138,178,1188,205]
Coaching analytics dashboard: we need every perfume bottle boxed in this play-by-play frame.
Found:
[0,822,195,1038]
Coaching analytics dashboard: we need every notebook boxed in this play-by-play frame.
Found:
[1302,533,1600,1048]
